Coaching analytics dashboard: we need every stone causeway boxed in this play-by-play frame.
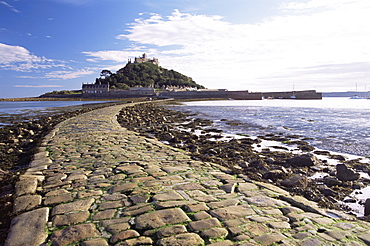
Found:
[4,102,370,246]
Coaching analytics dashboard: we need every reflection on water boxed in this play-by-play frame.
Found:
[175,98,370,157]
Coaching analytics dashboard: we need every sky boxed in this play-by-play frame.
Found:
[1,0,370,98]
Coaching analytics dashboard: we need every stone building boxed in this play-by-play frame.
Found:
[133,53,159,65]
[82,83,109,95]
[82,83,156,98]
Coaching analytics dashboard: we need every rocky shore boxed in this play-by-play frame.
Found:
[116,102,370,216]
[3,100,370,246]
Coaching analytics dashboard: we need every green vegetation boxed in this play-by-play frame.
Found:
[44,90,82,95]
[95,62,205,89]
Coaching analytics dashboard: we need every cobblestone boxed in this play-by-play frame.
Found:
[5,103,370,246]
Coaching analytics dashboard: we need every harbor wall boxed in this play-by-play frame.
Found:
[81,88,322,100]
[260,90,322,99]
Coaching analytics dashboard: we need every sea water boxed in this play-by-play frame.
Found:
[173,97,370,158]
[0,101,107,126]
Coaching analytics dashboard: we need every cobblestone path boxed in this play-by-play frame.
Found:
[5,103,370,246]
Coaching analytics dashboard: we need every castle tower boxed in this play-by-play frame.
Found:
[133,53,159,65]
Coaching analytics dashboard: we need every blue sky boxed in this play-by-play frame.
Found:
[1,0,370,98]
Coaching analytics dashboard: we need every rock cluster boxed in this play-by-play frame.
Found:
[117,103,370,213]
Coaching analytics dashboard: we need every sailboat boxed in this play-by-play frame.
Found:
[350,83,365,99]
[290,84,296,99]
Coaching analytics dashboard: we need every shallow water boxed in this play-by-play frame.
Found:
[0,101,108,126]
[0,101,106,115]
[174,97,370,157]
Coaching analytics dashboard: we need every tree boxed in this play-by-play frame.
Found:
[100,70,112,79]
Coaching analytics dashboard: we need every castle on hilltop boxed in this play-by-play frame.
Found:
[128,53,159,65]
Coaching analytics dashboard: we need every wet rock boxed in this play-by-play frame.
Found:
[317,185,335,197]
[287,154,321,167]
[262,170,287,181]
[365,198,370,216]
[336,164,360,181]
[344,198,357,203]
[323,176,341,187]
[299,144,315,152]
[281,174,308,188]
[314,150,331,155]
[331,154,346,161]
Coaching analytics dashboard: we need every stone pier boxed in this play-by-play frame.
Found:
[5,103,370,246]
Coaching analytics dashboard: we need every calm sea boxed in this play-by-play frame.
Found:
[172,97,370,158]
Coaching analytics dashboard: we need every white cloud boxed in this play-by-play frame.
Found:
[86,1,370,91]
[45,69,95,80]
[0,1,20,13]
[0,43,98,80]
[0,43,64,71]
[83,50,134,63]
[18,68,96,80]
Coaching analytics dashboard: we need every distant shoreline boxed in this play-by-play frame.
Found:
[0,97,125,102]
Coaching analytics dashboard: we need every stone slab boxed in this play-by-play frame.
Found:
[253,233,286,245]
[188,218,222,232]
[208,198,240,209]
[5,207,49,246]
[82,238,109,246]
[174,183,205,190]
[245,196,287,207]
[52,211,90,227]
[93,209,116,220]
[13,194,41,213]
[51,223,100,246]
[136,208,191,229]
[44,192,73,206]
[201,228,228,239]
[157,225,187,238]
[210,205,255,221]
[157,233,204,246]
[15,177,38,196]
[106,223,131,234]
[110,230,140,244]
[51,197,95,216]
[153,190,184,201]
